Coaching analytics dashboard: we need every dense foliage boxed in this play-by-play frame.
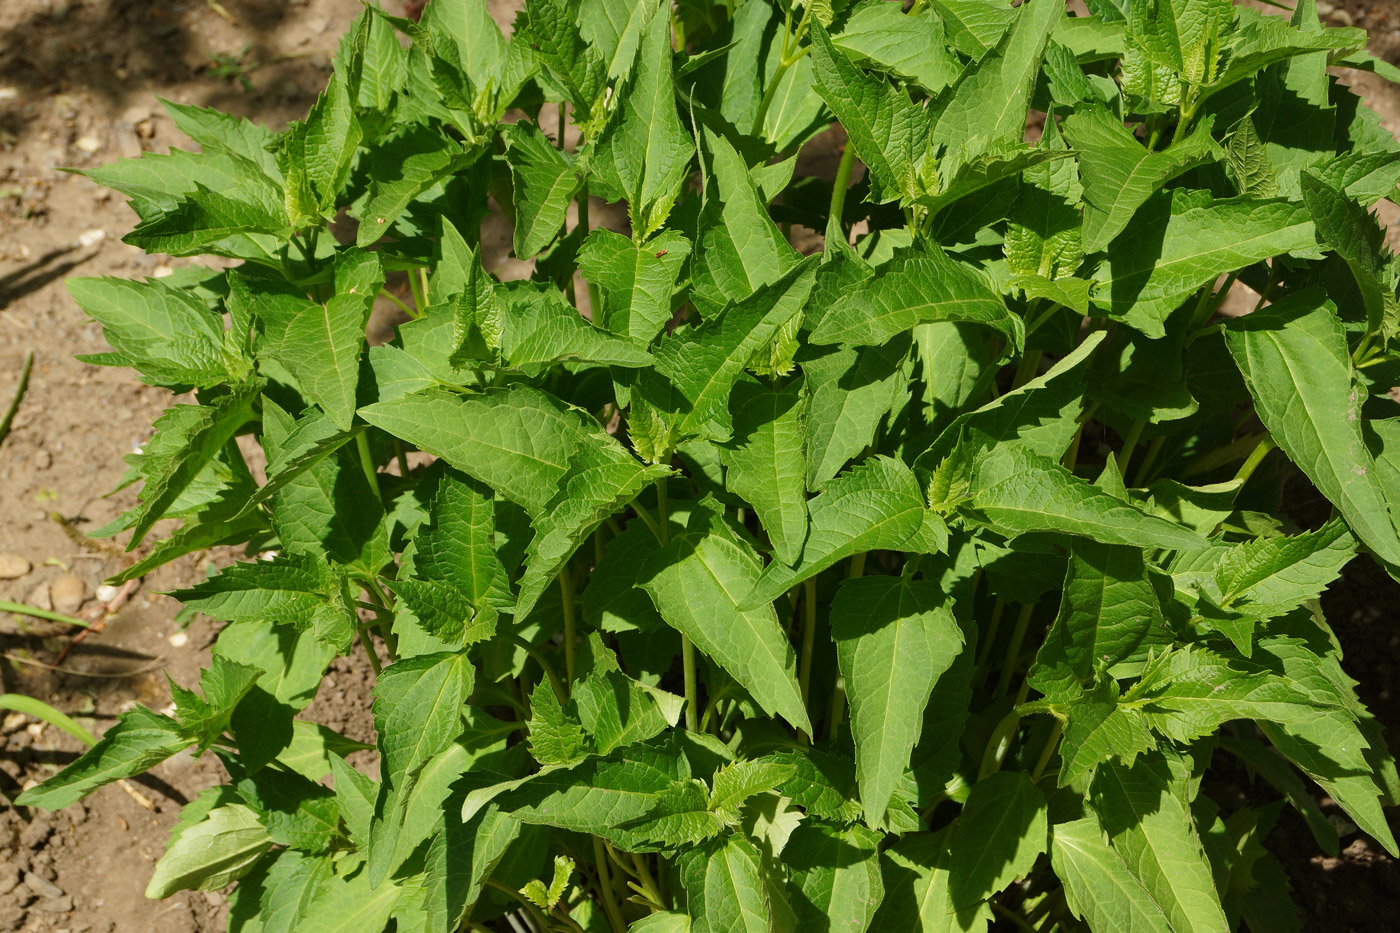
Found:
[18,0,1400,929]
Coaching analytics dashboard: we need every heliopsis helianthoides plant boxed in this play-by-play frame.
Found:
[20,0,1400,930]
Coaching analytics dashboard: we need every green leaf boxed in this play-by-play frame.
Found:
[16,707,191,809]
[503,121,584,258]
[1224,115,1279,198]
[126,183,289,256]
[873,828,992,933]
[745,457,938,609]
[176,554,357,653]
[436,219,504,367]
[521,0,607,127]
[832,1,962,94]
[1059,679,1157,785]
[720,377,809,565]
[1090,754,1231,933]
[929,0,1062,160]
[1125,644,1329,744]
[1029,541,1171,702]
[914,330,1104,483]
[515,457,672,618]
[579,228,690,343]
[690,120,799,314]
[373,651,473,780]
[808,20,925,204]
[709,759,796,819]
[68,275,236,388]
[232,404,361,522]
[968,445,1207,550]
[638,499,811,734]
[287,859,404,933]
[145,803,274,899]
[832,577,963,824]
[809,246,1022,353]
[354,123,479,247]
[124,382,260,547]
[947,771,1049,909]
[1301,169,1391,336]
[170,656,262,753]
[497,281,654,370]
[1126,0,1231,86]
[359,384,616,516]
[784,821,885,933]
[1051,816,1175,933]
[652,256,818,442]
[1091,191,1317,338]
[593,3,691,236]
[679,834,781,933]
[801,339,910,496]
[1225,289,1400,570]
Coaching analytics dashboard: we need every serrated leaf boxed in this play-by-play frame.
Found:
[579,228,690,343]
[1090,754,1231,933]
[170,656,262,753]
[679,834,781,933]
[709,760,795,818]
[124,383,260,547]
[1225,115,1279,198]
[503,121,584,258]
[832,577,963,824]
[1090,191,1316,339]
[1225,288,1400,571]
[176,554,357,653]
[784,820,885,932]
[1059,679,1157,785]
[720,377,809,565]
[354,123,479,247]
[1051,816,1175,933]
[873,827,991,933]
[15,707,191,809]
[498,281,654,370]
[802,335,911,490]
[809,245,1022,352]
[744,457,936,609]
[969,445,1207,550]
[1301,169,1392,336]
[1029,541,1170,702]
[638,499,811,734]
[652,257,818,442]
[948,771,1048,909]
[593,3,691,236]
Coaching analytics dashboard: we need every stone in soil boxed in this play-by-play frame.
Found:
[0,863,19,896]
[23,872,63,899]
[0,553,31,579]
[49,574,85,613]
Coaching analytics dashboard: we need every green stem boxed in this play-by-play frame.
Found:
[750,57,794,138]
[979,706,1022,779]
[1024,302,1061,338]
[593,837,627,933]
[559,569,577,686]
[656,479,699,733]
[579,184,604,315]
[827,677,846,741]
[419,267,431,305]
[507,634,567,704]
[1012,349,1043,390]
[1233,435,1276,488]
[1030,721,1063,784]
[358,628,382,677]
[630,499,663,542]
[379,288,418,319]
[799,578,818,712]
[407,266,427,312]
[1063,402,1099,472]
[976,598,1006,670]
[826,140,858,253]
[0,600,90,630]
[355,432,382,500]
[1116,418,1146,477]
[848,552,867,579]
[994,603,1036,701]
[630,853,665,909]
[394,439,411,477]
[0,349,34,448]
[1132,434,1166,488]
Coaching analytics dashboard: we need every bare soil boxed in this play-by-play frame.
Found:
[1,2,1399,932]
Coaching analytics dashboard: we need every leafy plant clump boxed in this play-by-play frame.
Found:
[19,0,1400,929]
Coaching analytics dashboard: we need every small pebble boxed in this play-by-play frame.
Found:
[22,872,63,899]
[35,894,73,913]
[77,228,106,248]
[1331,8,1355,25]
[168,631,189,648]
[24,581,52,612]
[49,575,86,613]
[0,864,19,896]
[94,583,119,603]
[74,135,101,154]
[34,449,52,470]
[0,553,31,579]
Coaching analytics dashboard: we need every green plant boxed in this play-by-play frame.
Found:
[17,0,1400,929]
